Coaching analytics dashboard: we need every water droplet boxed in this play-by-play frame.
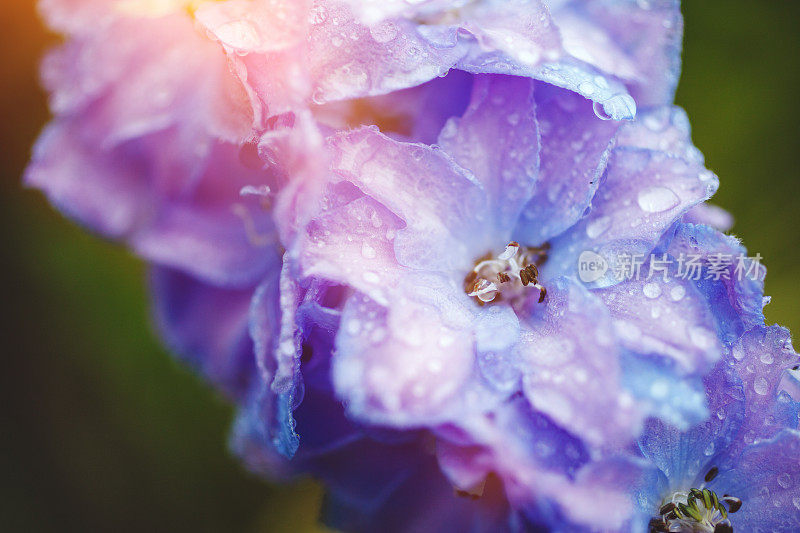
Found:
[362,271,380,284]
[592,100,612,121]
[308,4,327,24]
[593,93,636,120]
[753,376,769,395]
[439,334,455,348]
[643,282,662,299]
[346,319,361,335]
[703,442,715,456]
[760,350,774,365]
[731,344,745,361]
[778,473,792,489]
[637,186,680,213]
[689,326,715,350]
[361,242,377,259]
[578,81,596,96]
[370,20,398,43]
[585,216,611,239]
[669,285,685,301]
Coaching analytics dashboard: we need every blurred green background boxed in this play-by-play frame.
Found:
[1,1,798,531]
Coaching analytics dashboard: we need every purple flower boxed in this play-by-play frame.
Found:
[636,326,800,532]
[25,1,796,531]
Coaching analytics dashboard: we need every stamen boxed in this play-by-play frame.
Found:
[705,467,719,483]
[465,241,549,305]
[652,480,741,533]
[721,496,741,513]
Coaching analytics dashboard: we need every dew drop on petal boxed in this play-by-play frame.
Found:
[731,343,745,361]
[753,376,769,395]
[760,350,774,365]
[370,20,398,43]
[643,282,662,299]
[361,242,377,259]
[669,285,686,302]
[346,319,361,335]
[585,216,611,239]
[637,186,680,213]
[689,326,715,350]
[592,100,612,120]
[778,473,792,489]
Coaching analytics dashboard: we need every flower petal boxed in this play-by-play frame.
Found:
[514,83,620,245]
[149,266,258,399]
[666,223,767,344]
[595,274,722,373]
[332,274,497,427]
[712,430,800,532]
[717,326,800,465]
[328,127,490,271]
[518,278,641,448]
[549,0,683,107]
[438,74,540,240]
[297,187,405,306]
[547,148,719,286]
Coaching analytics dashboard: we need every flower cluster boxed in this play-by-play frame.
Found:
[27,0,800,531]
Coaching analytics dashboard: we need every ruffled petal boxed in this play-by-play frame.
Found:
[518,278,641,448]
[514,83,620,245]
[297,189,405,306]
[328,127,491,271]
[637,363,745,488]
[716,326,800,466]
[149,266,259,399]
[436,398,647,531]
[41,13,255,143]
[548,0,683,107]
[438,74,539,239]
[26,10,279,287]
[666,223,767,344]
[311,1,640,120]
[711,430,800,532]
[595,275,722,373]
[682,203,734,232]
[332,274,498,426]
[547,147,719,286]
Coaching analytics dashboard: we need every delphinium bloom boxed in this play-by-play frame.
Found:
[25,0,798,531]
[636,326,800,532]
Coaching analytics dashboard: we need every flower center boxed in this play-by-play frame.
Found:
[464,241,549,304]
[650,468,742,533]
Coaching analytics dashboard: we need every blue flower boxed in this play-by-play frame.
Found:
[636,326,800,532]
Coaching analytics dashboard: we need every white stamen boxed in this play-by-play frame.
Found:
[466,242,548,305]
[468,279,499,303]
[497,242,520,261]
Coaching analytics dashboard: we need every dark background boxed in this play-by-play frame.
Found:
[1,2,798,531]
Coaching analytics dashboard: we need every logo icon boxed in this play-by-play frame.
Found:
[577,251,608,283]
